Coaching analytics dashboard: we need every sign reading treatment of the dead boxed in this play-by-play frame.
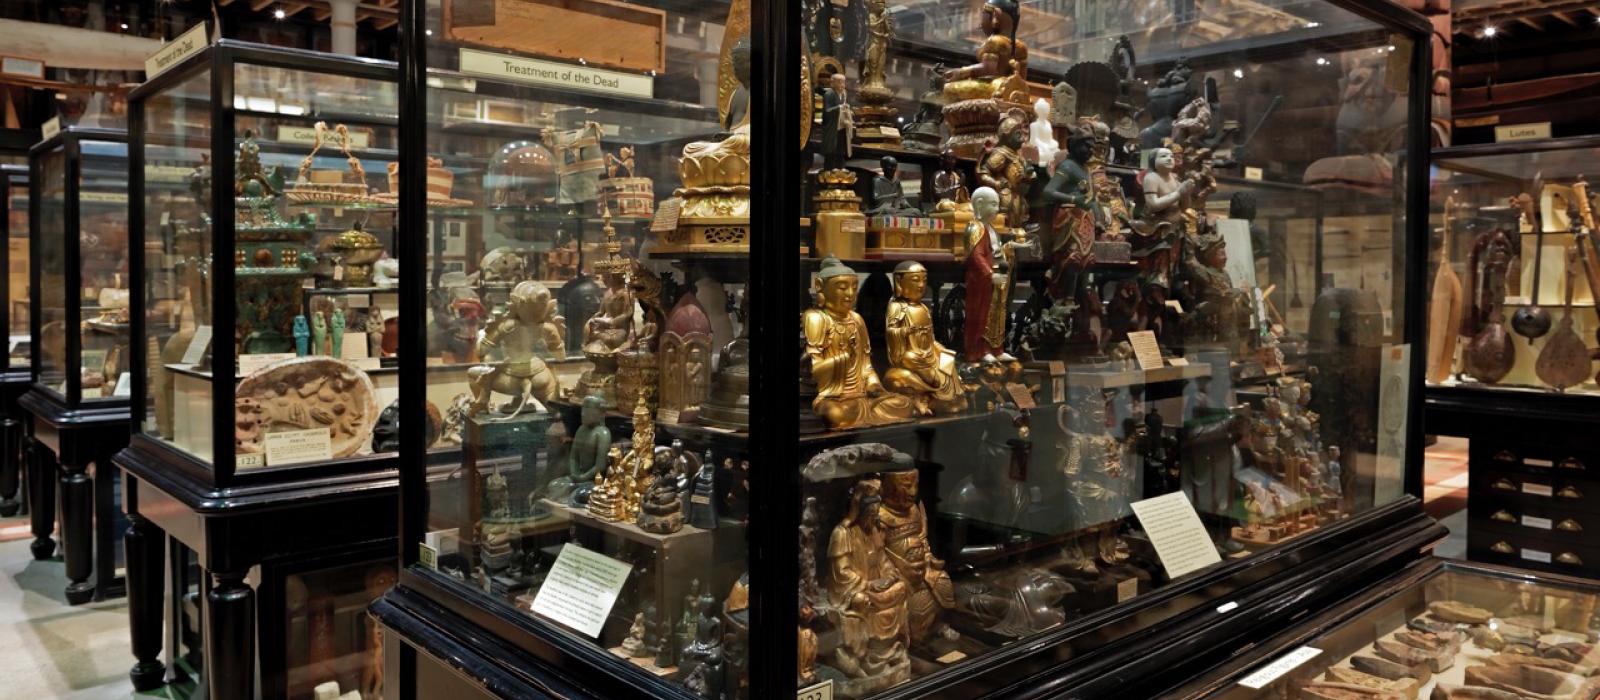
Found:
[530,543,634,638]
[457,48,652,98]
[1130,491,1223,579]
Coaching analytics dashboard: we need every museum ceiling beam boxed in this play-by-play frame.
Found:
[0,19,161,71]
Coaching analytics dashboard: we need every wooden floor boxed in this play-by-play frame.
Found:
[1423,436,1470,521]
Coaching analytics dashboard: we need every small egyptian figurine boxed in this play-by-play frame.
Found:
[884,261,964,415]
[293,315,311,356]
[311,310,328,356]
[331,307,346,358]
[802,257,915,430]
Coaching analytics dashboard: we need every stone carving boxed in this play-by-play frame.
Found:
[234,356,380,459]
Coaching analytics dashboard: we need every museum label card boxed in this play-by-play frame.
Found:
[1496,122,1551,143]
[1238,647,1322,689]
[1127,331,1163,371]
[458,48,653,98]
[531,543,633,638]
[237,353,295,376]
[650,198,681,233]
[264,428,333,466]
[1216,219,1257,289]
[113,373,131,397]
[181,325,213,365]
[1130,491,1222,580]
[277,125,369,149]
[1004,383,1036,409]
[41,116,60,140]
[798,679,834,700]
[0,56,44,80]
[147,23,207,78]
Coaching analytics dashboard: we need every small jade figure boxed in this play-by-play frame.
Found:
[331,307,346,358]
[547,396,611,504]
[293,315,311,356]
[311,311,328,356]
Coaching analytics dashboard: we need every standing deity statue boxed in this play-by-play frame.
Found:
[1057,391,1137,576]
[962,188,1029,362]
[977,109,1034,230]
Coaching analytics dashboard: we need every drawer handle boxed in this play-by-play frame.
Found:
[1558,552,1584,566]
[1560,457,1586,471]
[1493,479,1517,491]
[1558,519,1583,532]
[1492,510,1516,523]
[1558,486,1583,499]
[1492,541,1515,554]
[1494,450,1519,464]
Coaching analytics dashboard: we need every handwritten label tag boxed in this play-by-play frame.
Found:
[1238,647,1322,689]
[146,23,208,78]
[798,680,834,700]
[236,452,265,469]
[530,544,634,638]
[41,116,60,140]
[181,326,213,365]
[418,542,439,570]
[1047,361,1066,376]
[1165,299,1184,314]
[1004,383,1036,409]
[934,650,966,664]
[264,428,333,466]
[1116,577,1138,603]
[650,198,682,232]
[1127,330,1163,371]
[656,408,681,424]
[1167,357,1190,367]
[842,217,866,235]
[1130,492,1222,579]
[1244,166,1264,181]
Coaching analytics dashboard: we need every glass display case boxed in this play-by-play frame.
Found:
[274,552,396,700]
[3,163,27,373]
[128,42,402,485]
[1161,559,1600,700]
[380,0,1433,699]
[29,129,131,409]
[1426,136,1600,396]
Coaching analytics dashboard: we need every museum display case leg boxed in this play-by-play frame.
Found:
[0,418,20,517]
[164,536,192,685]
[125,476,166,691]
[59,454,94,605]
[92,450,123,601]
[26,435,55,560]
[205,570,256,700]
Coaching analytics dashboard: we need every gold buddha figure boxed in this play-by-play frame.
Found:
[802,258,914,430]
[883,262,964,416]
[618,397,657,523]
[828,478,911,694]
[587,444,627,522]
[879,470,957,645]
[660,34,751,253]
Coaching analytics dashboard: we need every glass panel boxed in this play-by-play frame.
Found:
[1429,144,1600,394]
[284,560,396,700]
[6,171,28,368]
[227,60,401,472]
[1203,567,1600,699]
[796,0,1414,694]
[142,68,214,463]
[79,139,130,403]
[36,146,67,397]
[417,0,753,696]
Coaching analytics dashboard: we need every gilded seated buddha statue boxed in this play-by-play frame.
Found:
[883,261,964,416]
[802,258,914,430]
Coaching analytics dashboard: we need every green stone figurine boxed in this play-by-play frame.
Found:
[547,395,611,505]
[331,307,346,358]
[311,311,328,356]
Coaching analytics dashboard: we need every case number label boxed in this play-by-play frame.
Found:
[798,680,834,700]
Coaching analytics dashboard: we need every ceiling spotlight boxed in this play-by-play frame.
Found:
[1482,25,1497,37]
[1232,68,1244,79]
[1315,57,1329,66]
[119,22,129,30]
[273,8,286,19]
[425,29,433,36]
[1305,21,1320,28]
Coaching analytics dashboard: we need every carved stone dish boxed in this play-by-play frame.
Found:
[235,356,380,458]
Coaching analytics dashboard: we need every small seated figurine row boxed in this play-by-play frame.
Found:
[582,398,719,534]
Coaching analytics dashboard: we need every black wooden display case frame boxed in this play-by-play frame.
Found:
[0,163,30,518]
[376,0,1438,698]
[21,126,132,606]
[123,40,400,491]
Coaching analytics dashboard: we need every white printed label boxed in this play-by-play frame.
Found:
[1130,492,1223,579]
[798,680,834,700]
[41,116,60,140]
[236,452,265,469]
[1116,577,1138,603]
[146,23,208,78]
[1522,548,1553,564]
[264,428,333,466]
[1522,516,1553,530]
[1523,482,1554,498]
[237,353,295,376]
[458,48,652,98]
[1244,166,1264,181]
[1238,647,1322,689]
[1127,330,1164,371]
[529,544,634,638]
[276,125,370,149]
[418,543,438,570]
[112,373,131,397]
[181,325,213,365]
[0,57,44,79]
[1525,458,1554,468]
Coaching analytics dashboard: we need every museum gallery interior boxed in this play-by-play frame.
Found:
[2,0,1600,698]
